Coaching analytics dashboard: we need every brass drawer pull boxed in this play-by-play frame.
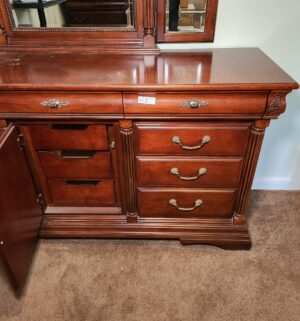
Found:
[169,199,203,212]
[170,167,207,181]
[172,135,211,150]
[41,99,70,110]
[181,99,208,109]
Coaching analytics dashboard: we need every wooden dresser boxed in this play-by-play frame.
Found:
[0,48,298,290]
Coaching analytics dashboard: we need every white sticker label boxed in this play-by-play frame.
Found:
[138,96,156,105]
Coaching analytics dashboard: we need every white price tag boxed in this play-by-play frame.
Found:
[138,96,156,105]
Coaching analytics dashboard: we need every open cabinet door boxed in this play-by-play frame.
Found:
[0,125,43,292]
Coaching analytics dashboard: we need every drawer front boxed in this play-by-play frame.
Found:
[138,188,237,218]
[124,92,267,114]
[137,156,244,187]
[39,151,112,179]
[0,92,122,114]
[30,124,108,150]
[48,179,115,205]
[136,123,250,155]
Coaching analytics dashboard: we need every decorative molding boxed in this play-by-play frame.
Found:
[119,120,138,223]
[264,91,289,118]
[40,214,251,250]
[234,120,270,225]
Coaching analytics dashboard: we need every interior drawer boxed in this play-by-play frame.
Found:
[136,123,250,156]
[0,92,122,114]
[39,151,112,179]
[138,187,237,218]
[137,156,244,187]
[124,92,267,115]
[29,124,108,150]
[48,179,115,205]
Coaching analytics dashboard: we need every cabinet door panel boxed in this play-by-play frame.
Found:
[0,126,42,291]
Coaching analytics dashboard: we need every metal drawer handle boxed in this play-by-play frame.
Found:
[172,135,211,150]
[181,99,208,109]
[169,199,203,212]
[170,167,207,181]
[41,99,70,110]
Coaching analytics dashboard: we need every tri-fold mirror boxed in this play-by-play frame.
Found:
[2,0,218,44]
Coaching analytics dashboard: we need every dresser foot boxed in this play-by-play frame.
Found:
[179,236,251,250]
[233,212,247,225]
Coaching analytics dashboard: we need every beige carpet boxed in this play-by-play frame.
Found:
[0,191,299,321]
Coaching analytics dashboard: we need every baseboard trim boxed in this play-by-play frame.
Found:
[252,177,291,190]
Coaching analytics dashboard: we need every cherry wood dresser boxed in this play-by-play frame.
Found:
[0,48,298,290]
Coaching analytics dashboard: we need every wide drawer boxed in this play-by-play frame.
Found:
[29,124,108,150]
[39,151,112,179]
[136,123,250,155]
[0,92,122,114]
[48,179,115,205]
[124,92,267,114]
[138,188,237,218]
[137,156,244,187]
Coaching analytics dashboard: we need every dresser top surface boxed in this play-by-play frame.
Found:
[0,48,298,91]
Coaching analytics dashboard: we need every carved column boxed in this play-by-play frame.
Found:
[233,120,270,225]
[234,91,290,224]
[0,12,7,45]
[143,0,155,47]
[119,120,138,223]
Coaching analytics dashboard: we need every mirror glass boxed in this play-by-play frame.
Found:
[6,0,135,29]
[166,0,207,33]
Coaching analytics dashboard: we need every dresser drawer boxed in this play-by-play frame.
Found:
[137,156,244,187]
[39,151,112,179]
[0,92,122,114]
[136,123,250,156]
[138,188,237,218]
[124,92,267,115]
[48,179,115,205]
[30,124,108,150]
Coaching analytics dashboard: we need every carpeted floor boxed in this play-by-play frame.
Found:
[0,191,299,321]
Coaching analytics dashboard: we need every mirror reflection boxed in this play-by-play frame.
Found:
[8,0,135,28]
[166,0,207,33]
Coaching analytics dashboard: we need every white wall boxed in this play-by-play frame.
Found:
[159,0,300,190]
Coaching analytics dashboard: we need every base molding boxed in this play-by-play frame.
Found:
[180,236,251,250]
[40,214,251,250]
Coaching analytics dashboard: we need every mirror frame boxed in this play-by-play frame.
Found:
[0,0,218,49]
[0,0,150,48]
[156,0,218,43]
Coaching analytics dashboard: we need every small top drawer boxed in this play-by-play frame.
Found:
[124,92,267,115]
[29,124,108,150]
[136,122,250,156]
[0,92,122,114]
